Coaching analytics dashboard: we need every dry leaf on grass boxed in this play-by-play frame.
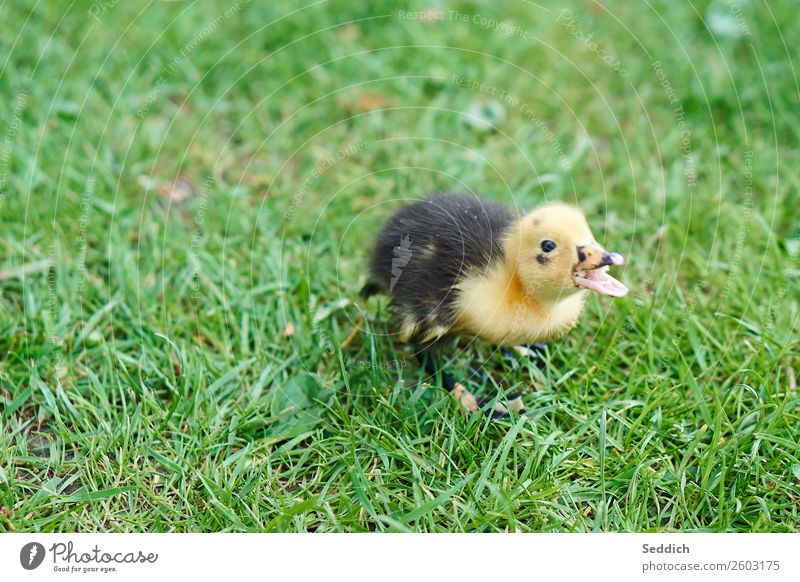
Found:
[158,177,195,202]
[338,91,390,114]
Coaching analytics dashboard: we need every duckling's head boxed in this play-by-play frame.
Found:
[506,203,628,301]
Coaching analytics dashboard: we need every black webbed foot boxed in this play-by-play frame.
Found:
[477,392,526,419]
[417,349,525,418]
[417,349,478,413]
[502,342,550,363]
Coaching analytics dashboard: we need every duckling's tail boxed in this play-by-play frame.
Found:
[359,279,385,299]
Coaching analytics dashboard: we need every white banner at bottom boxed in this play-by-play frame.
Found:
[1,533,796,581]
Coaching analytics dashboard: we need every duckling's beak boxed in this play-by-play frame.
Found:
[574,244,628,297]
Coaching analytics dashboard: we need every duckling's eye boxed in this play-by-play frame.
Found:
[540,240,557,253]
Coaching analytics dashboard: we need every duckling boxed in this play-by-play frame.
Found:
[361,192,628,418]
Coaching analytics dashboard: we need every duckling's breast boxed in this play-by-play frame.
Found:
[453,266,586,345]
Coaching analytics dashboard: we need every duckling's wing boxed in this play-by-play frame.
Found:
[366,193,514,344]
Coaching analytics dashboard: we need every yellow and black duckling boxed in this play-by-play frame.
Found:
[361,192,628,418]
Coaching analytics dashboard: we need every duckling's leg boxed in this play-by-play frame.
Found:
[418,350,479,414]
[418,350,518,417]
[466,359,522,418]
[507,342,549,361]
[493,343,551,415]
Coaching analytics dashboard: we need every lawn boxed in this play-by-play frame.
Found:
[1,0,798,532]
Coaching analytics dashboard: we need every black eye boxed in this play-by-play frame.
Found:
[541,240,557,253]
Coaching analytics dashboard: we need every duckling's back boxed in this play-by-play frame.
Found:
[362,193,515,343]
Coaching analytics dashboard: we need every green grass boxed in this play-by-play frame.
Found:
[1,0,799,532]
